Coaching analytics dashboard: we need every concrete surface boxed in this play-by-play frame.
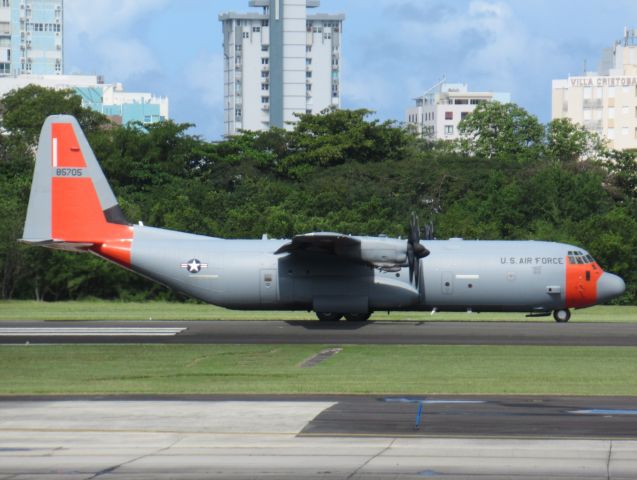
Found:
[1,399,636,479]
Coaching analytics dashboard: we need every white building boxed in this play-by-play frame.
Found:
[0,74,169,124]
[0,0,64,76]
[406,81,510,141]
[219,0,344,136]
[552,28,637,151]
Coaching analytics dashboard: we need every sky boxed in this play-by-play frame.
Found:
[63,0,637,140]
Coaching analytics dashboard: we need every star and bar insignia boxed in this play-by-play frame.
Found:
[180,258,208,274]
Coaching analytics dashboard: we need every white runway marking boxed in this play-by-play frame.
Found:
[0,327,186,336]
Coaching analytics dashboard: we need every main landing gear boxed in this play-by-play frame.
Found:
[553,309,571,323]
[316,312,372,322]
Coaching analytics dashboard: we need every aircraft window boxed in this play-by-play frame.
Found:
[568,252,596,265]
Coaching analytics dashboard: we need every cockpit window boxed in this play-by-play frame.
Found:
[567,251,596,265]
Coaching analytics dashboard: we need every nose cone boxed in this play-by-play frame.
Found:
[597,273,626,303]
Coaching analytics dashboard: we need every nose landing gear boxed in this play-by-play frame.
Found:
[553,309,571,323]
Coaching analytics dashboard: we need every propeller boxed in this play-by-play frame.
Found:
[407,213,430,287]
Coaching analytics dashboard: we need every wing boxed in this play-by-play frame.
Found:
[275,232,408,269]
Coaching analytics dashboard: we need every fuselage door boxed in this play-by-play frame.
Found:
[442,271,453,295]
[260,269,278,304]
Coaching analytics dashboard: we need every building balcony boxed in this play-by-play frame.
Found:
[262,103,269,111]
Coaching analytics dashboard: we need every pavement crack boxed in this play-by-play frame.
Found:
[346,438,396,479]
[606,439,613,480]
[85,436,184,479]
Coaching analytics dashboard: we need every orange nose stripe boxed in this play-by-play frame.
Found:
[565,259,602,308]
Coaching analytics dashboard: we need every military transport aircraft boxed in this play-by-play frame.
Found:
[21,116,626,322]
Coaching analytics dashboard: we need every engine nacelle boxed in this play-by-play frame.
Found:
[334,237,408,268]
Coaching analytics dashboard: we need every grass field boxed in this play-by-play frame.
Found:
[1,344,636,396]
[0,300,635,322]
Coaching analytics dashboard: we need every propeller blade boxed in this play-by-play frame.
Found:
[407,213,430,288]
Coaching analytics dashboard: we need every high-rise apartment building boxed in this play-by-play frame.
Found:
[219,0,344,136]
[552,28,637,151]
[406,81,510,140]
[0,0,63,76]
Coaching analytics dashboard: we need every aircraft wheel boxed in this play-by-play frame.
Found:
[344,312,371,322]
[316,312,343,322]
[553,309,571,323]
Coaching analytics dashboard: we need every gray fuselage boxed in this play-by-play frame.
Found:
[125,226,593,314]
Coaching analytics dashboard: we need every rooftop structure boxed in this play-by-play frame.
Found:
[406,81,510,140]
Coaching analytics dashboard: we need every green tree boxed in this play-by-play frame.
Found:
[545,118,608,165]
[0,85,109,149]
[603,149,637,200]
[458,102,545,161]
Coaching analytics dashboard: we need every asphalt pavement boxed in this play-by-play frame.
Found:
[0,319,636,345]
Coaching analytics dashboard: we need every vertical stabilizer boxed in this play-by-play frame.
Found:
[22,115,133,266]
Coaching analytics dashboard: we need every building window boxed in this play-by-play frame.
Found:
[2,0,8,7]
[323,32,331,40]
[306,71,312,78]
[235,45,242,52]
[444,125,454,135]
[461,112,469,120]
[261,71,268,78]
[261,45,268,51]
[242,32,249,39]
[608,108,615,119]
[583,109,592,121]
[583,87,592,99]
[262,20,269,27]
[253,26,260,33]
[607,128,615,140]
[445,111,453,120]
[306,83,312,91]
[261,57,269,65]
[306,45,312,53]
[608,87,615,98]
[595,87,603,98]
[470,99,481,105]
[306,58,312,65]
[261,96,269,104]
[235,108,242,118]
[261,83,269,91]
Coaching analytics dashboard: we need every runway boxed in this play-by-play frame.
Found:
[1,396,636,479]
[1,319,637,345]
